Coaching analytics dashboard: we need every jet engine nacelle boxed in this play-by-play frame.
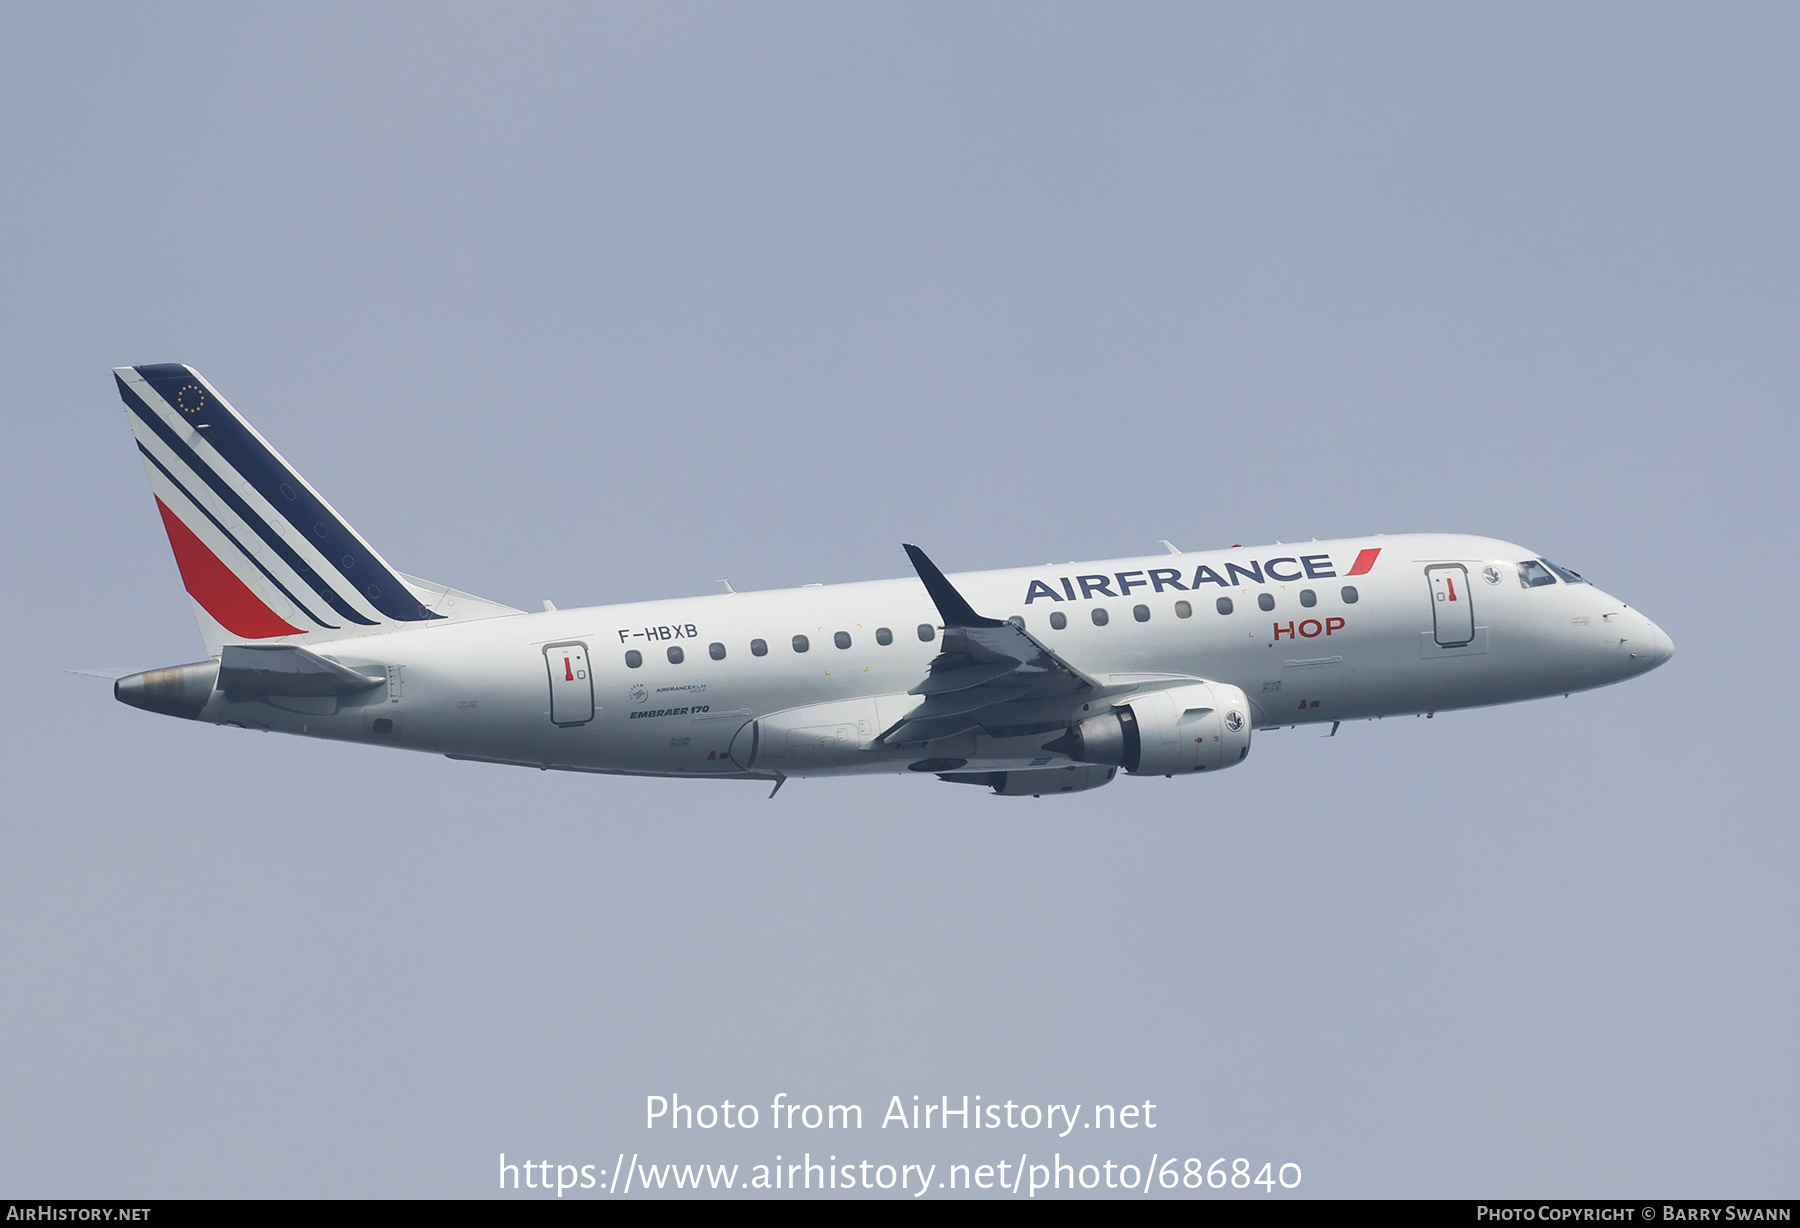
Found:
[1043,681,1252,776]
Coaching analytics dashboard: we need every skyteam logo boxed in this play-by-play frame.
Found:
[1225,711,1245,733]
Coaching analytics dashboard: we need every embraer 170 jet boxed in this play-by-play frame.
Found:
[105,364,1672,797]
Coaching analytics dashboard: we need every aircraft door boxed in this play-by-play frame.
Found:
[545,642,595,726]
[1427,566,1475,647]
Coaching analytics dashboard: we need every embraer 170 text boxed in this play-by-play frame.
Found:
[105,365,1672,797]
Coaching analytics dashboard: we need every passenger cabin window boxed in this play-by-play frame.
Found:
[1216,597,1233,615]
[625,650,643,668]
[1258,593,1275,612]
[1542,559,1587,584]
[1518,560,1557,588]
[709,642,726,660]
[1175,600,1192,618]
[1092,608,1110,626]
[667,645,684,664]
[1299,589,1317,607]
[1133,604,1150,622]
[1049,611,1067,630]
[792,634,810,653]
[1340,586,1359,604]
[917,624,936,642]
[750,638,768,657]
[834,631,852,649]
[876,627,893,645]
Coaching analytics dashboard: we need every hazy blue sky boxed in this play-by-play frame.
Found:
[2,2,1794,1198]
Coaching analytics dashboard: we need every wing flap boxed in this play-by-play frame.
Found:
[910,660,1022,696]
[883,713,985,743]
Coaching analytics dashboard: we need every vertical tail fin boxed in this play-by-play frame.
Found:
[115,364,516,655]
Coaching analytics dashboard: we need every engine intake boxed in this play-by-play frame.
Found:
[1042,681,1252,775]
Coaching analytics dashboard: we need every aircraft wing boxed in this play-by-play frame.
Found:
[878,545,1097,745]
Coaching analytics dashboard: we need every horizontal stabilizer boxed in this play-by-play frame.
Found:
[217,644,386,697]
[399,573,522,620]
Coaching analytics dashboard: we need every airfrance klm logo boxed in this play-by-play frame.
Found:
[1023,548,1380,603]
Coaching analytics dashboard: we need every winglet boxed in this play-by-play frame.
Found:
[903,544,1005,629]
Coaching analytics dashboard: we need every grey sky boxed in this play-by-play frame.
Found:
[1,2,1794,1197]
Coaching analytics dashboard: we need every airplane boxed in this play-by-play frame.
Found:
[103,363,1673,798]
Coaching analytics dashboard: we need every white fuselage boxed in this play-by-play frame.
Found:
[186,533,1672,784]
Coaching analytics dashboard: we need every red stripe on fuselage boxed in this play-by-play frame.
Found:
[1346,548,1382,576]
[154,496,302,638]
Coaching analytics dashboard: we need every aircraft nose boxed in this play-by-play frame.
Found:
[1635,619,1674,670]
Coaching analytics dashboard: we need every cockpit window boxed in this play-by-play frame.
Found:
[1541,559,1586,585]
[1517,560,1557,588]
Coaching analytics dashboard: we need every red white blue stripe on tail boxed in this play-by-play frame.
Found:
[117,364,447,654]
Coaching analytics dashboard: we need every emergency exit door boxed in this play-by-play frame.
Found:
[1426,566,1475,647]
[545,642,595,726]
